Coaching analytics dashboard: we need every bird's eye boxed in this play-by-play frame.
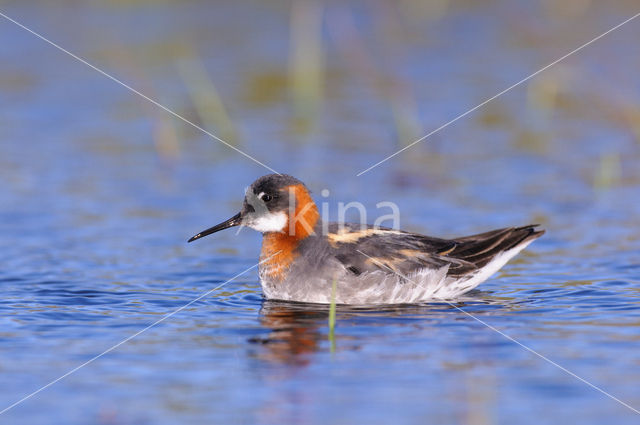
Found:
[262,194,272,202]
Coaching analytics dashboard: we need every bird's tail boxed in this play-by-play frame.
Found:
[448,224,544,270]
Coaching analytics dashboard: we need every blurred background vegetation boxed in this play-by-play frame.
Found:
[1,0,639,250]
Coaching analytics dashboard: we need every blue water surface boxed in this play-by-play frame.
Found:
[1,1,639,424]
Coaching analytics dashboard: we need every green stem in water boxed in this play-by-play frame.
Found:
[328,277,337,351]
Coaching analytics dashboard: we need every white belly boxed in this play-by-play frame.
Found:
[258,241,532,304]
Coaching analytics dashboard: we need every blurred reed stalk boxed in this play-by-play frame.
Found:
[541,0,592,20]
[178,53,240,146]
[289,0,325,135]
[327,5,423,148]
[594,152,622,190]
[101,39,183,161]
[623,106,640,144]
[153,101,182,161]
[328,277,337,353]
[373,2,424,146]
[518,72,560,154]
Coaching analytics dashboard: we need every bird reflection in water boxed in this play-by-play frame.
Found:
[250,291,520,366]
[250,300,330,365]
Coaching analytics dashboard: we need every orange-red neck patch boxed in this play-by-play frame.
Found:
[259,184,319,282]
[286,184,319,239]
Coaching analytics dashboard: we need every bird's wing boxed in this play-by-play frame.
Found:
[444,225,545,269]
[326,224,478,277]
[326,223,544,278]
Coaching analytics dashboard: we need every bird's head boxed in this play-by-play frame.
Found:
[188,174,320,242]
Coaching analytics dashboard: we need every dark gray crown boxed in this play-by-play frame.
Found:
[249,174,306,195]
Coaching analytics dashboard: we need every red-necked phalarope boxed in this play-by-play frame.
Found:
[188,174,544,304]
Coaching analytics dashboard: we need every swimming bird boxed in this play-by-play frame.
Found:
[188,174,544,304]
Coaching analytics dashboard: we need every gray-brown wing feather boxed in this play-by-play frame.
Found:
[447,225,545,271]
[327,223,475,277]
[327,223,544,278]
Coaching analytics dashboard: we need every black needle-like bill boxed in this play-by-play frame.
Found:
[187,212,242,243]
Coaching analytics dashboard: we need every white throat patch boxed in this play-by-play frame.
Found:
[246,211,288,233]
